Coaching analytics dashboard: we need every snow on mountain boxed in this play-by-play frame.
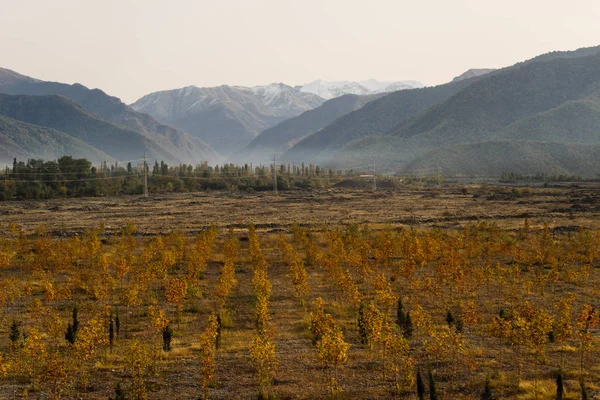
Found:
[250,83,323,112]
[131,83,325,156]
[300,79,424,99]
[358,79,393,92]
[331,82,372,97]
[130,78,421,156]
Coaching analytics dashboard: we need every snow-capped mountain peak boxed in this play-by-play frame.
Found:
[299,79,424,99]
[130,78,422,156]
[250,82,323,111]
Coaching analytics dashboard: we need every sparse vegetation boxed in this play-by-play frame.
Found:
[0,185,599,398]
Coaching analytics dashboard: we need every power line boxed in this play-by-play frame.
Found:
[373,160,376,191]
[4,171,138,176]
[0,175,139,184]
[1,162,397,186]
[272,154,278,194]
[143,152,148,198]
[0,171,392,184]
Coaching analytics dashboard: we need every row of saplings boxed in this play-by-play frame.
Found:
[8,301,589,399]
[413,369,577,400]
[8,305,208,400]
[415,308,588,400]
[366,298,586,400]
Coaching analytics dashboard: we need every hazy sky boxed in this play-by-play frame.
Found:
[2,0,599,103]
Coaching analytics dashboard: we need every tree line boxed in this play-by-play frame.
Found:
[0,157,354,200]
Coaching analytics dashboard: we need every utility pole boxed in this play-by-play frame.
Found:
[373,160,376,191]
[143,152,148,198]
[272,154,278,194]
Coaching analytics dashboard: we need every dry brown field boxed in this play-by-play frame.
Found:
[0,183,599,400]
[1,183,600,235]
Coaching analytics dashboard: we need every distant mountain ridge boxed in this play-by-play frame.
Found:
[0,68,41,89]
[384,50,600,151]
[0,68,219,165]
[131,78,423,157]
[0,114,114,165]
[230,93,384,164]
[131,83,325,156]
[298,79,424,100]
[282,77,479,165]
[0,93,194,164]
[304,45,600,177]
[452,69,495,82]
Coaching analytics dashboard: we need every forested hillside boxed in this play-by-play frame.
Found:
[0,94,186,163]
[0,115,114,165]
[309,46,600,176]
[282,76,483,164]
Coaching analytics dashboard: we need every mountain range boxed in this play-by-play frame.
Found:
[229,93,384,164]
[130,83,325,156]
[0,93,186,164]
[280,45,600,177]
[130,79,423,156]
[0,68,424,167]
[0,68,219,166]
[297,79,424,100]
[281,77,479,165]
[3,44,600,178]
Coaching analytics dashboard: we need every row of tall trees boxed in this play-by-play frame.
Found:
[0,157,358,200]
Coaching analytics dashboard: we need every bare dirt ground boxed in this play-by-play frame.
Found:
[1,183,600,235]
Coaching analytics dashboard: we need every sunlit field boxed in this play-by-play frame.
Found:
[0,185,599,399]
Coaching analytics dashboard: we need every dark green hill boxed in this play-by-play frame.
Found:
[282,78,478,164]
[401,141,600,178]
[330,88,600,173]
[369,52,600,174]
[0,68,219,164]
[497,94,600,143]
[0,93,180,163]
[0,115,113,165]
[284,45,600,168]
[521,45,600,65]
[391,52,600,144]
[321,46,600,177]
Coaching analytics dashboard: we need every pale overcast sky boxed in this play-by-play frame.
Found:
[1,0,599,103]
